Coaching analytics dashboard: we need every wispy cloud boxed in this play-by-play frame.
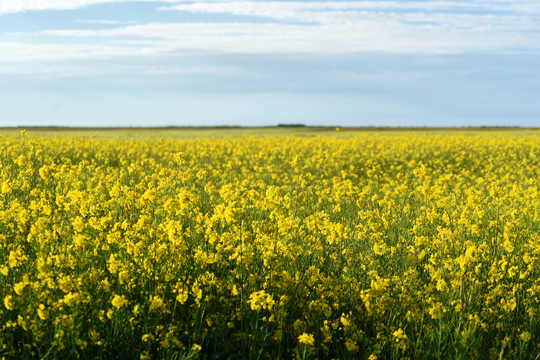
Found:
[0,0,183,15]
[29,15,540,56]
[161,1,522,18]
[74,19,135,25]
[159,1,540,33]
[1,1,539,75]
[2,0,539,15]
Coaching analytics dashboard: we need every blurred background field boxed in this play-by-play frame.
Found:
[1,126,539,139]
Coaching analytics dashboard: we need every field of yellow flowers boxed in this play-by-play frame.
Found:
[0,128,539,359]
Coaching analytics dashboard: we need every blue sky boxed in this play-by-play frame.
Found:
[0,0,539,127]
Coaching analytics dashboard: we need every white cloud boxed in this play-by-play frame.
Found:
[74,19,135,25]
[0,0,236,14]
[1,0,539,75]
[159,1,540,32]
[29,12,540,55]
[161,1,540,18]
[2,0,539,16]
[0,0,113,14]
[0,0,150,14]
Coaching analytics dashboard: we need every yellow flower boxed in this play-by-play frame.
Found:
[39,165,50,180]
[4,295,14,310]
[37,304,49,320]
[0,265,9,276]
[502,239,514,253]
[248,290,274,311]
[141,334,154,342]
[72,216,84,233]
[392,328,409,351]
[13,282,26,296]
[1,181,11,194]
[111,294,128,309]
[16,155,27,167]
[149,296,164,312]
[106,309,114,319]
[373,242,387,256]
[436,279,449,293]
[345,338,359,352]
[298,333,315,346]
[73,234,89,247]
[340,313,351,328]
[176,289,189,304]
[501,297,517,312]
[428,302,445,320]
[393,328,406,340]
[520,331,531,342]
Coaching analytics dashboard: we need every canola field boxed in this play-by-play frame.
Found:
[0,128,539,359]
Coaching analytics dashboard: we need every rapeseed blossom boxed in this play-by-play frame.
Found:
[299,333,315,346]
[0,129,538,359]
[248,290,275,311]
[111,294,128,309]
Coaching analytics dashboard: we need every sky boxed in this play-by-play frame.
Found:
[0,0,539,127]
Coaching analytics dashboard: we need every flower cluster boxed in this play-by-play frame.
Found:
[0,129,538,359]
